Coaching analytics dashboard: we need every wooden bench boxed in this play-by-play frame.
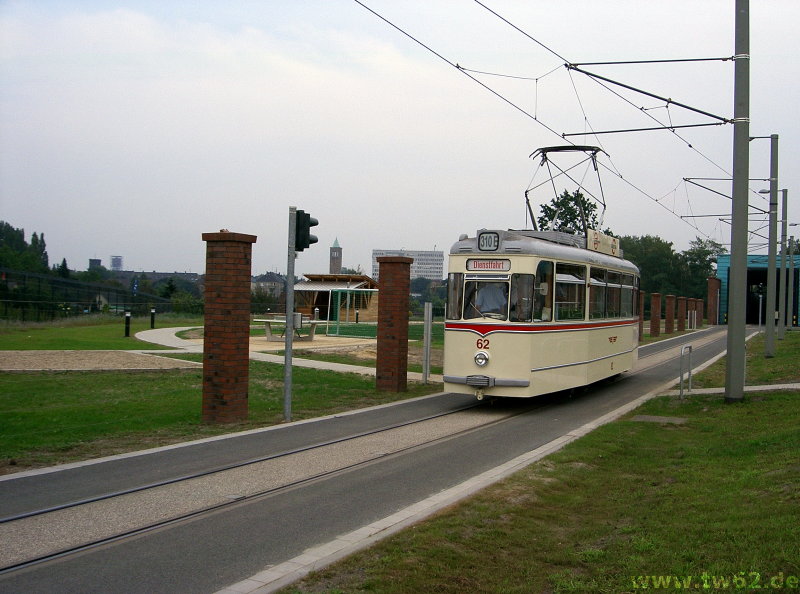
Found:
[252,316,322,342]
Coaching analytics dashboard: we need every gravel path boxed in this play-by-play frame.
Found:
[0,350,201,371]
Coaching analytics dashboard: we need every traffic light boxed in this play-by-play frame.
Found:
[295,209,318,252]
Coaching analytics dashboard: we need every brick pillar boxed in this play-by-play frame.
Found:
[649,293,661,337]
[201,231,257,423]
[707,277,721,325]
[376,256,412,392]
[664,295,676,334]
[638,292,646,342]
[677,296,687,331]
[697,299,705,328]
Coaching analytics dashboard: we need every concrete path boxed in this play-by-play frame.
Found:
[134,327,444,383]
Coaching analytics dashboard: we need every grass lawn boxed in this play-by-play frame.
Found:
[0,314,203,350]
[0,356,441,472]
[691,331,800,388]
[282,331,800,593]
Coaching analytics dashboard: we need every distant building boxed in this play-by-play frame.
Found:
[715,253,799,326]
[110,256,123,271]
[330,238,342,274]
[251,272,285,297]
[88,259,102,269]
[371,249,444,281]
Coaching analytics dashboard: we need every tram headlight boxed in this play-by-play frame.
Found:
[474,351,490,367]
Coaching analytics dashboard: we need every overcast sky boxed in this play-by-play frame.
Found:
[1,1,798,278]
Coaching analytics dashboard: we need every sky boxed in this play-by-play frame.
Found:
[1,0,798,278]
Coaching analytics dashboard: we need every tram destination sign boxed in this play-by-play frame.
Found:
[467,258,511,272]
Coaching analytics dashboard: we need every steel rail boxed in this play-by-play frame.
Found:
[0,401,538,575]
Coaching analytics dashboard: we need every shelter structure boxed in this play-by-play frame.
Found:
[716,253,799,326]
[294,274,379,322]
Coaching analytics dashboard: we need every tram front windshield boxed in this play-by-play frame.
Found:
[449,272,542,322]
[464,281,509,320]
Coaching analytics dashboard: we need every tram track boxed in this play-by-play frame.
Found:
[0,399,545,574]
[634,325,727,372]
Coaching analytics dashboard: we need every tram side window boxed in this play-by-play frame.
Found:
[510,274,535,322]
[555,263,586,321]
[607,271,622,318]
[463,281,509,320]
[589,267,607,319]
[446,273,464,320]
[533,261,553,321]
[620,273,635,317]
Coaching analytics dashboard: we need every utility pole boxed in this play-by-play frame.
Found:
[778,188,788,339]
[724,0,749,403]
[789,235,796,331]
[764,134,778,357]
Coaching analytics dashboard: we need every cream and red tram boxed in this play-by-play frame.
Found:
[443,229,640,399]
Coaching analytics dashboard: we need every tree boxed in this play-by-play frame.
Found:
[251,286,278,314]
[171,291,203,315]
[0,221,50,273]
[158,278,178,299]
[55,258,70,278]
[619,235,681,297]
[537,190,611,235]
[29,232,49,270]
[678,237,727,298]
[619,235,726,301]
[410,277,432,295]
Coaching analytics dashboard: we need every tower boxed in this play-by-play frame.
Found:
[330,238,342,274]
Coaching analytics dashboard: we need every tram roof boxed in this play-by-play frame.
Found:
[449,229,639,275]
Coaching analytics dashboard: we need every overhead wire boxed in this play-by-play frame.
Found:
[353,0,731,244]
[470,0,732,243]
[350,0,565,139]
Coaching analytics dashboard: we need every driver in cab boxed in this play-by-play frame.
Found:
[474,283,507,317]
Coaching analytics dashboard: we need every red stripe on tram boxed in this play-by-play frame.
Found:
[445,319,636,337]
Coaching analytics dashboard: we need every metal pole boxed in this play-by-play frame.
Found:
[422,302,433,384]
[724,0,749,403]
[789,236,796,330]
[680,344,693,399]
[284,207,297,422]
[764,134,778,357]
[778,189,788,339]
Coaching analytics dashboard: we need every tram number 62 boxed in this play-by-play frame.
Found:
[476,338,490,349]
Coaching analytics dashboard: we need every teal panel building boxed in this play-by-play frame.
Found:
[716,253,799,326]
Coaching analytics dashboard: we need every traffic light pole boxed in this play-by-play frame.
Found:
[283,206,318,422]
[284,207,297,422]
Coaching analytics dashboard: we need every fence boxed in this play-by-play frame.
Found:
[0,268,170,322]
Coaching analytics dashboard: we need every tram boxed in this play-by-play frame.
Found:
[443,228,640,399]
